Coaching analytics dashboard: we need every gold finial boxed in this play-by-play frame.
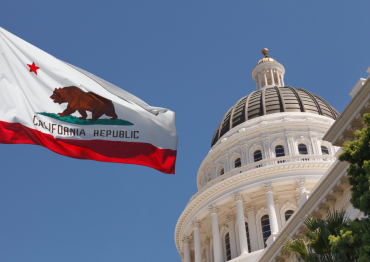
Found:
[262,48,269,56]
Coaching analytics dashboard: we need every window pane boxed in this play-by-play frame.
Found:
[220,168,224,176]
[235,158,241,168]
[254,150,262,162]
[245,222,251,252]
[261,215,271,247]
[285,210,294,221]
[321,146,329,155]
[225,232,231,261]
[275,145,285,157]
[298,144,308,155]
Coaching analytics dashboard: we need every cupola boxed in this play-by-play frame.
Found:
[251,48,285,90]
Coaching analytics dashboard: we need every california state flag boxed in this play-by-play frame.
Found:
[0,27,177,174]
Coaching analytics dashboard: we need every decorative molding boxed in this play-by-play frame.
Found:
[296,178,307,189]
[337,180,350,188]
[329,188,343,198]
[282,201,291,208]
[322,197,336,206]
[233,191,244,202]
[204,238,210,245]
[315,206,328,215]
[208,203,219,214]
[274,196,279,205]
[191,219,202,229]
[262,183,274,193]
[182,235,192,244]
[245,204,254,213]
[226,212,234,223]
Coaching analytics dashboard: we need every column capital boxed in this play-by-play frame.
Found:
[226,212,234,223]
[262,183,274,193]
[233,191,244,202]
[245,204,254,213]
[208,203,219,214]
[296,178,307,189]
[182,235,192,244]
[191,219,202,229]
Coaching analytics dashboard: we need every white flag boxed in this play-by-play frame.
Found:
[0,27,178,174]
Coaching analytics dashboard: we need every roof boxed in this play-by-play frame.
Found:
[211,86,340,147]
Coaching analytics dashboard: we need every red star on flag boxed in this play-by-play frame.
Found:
[27,62,39,75]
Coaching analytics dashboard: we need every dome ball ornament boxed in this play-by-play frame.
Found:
[262,48,269,56]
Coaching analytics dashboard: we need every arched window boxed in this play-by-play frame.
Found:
[285,210,294,221]
[261,215,271,247]
[245,222,251,253]
[321,146,329,155]
[220,168,224,176]
[275,145,285,157]
[254,150,262,162]
[235,158,241,168]
[298,144,308,155]
[225,232,231,261]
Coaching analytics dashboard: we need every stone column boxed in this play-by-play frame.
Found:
[234,192,249,255]
[285,132,295,156]
[296,178,307,196]
[205,239,211,262]
[209,204,223,262]
[226,212,238,259]
[309,132,319,155]
[277,71,281,86]
[262,136,270,159]
[182,236,192,262]
[262,183,279,235]
[273,196,282,230]
[192,219,202,262]
[258,73,262,90]
[270,68,275,85]
[263,69,268,87]
[245,204,258,252]
[281,74,285,86]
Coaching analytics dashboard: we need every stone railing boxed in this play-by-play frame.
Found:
[187,154,335,206]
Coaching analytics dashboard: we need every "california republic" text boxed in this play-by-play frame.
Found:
[33,115,139,139]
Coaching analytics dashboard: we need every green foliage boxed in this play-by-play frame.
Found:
[37,112,133,126]
[282,210,350,262]
[338,114,370,215]
[335,113,370,261]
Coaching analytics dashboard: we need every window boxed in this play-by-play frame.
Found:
[254,150,262,162]
[261,215,271,247]
[245,222,251,253]
[285,210,294,221]
[298,144,308,155]
[275,145,285,157]
[321,146,329,155]
[235,158,241,168]
[225,233,231,261]
[220,168,224,176]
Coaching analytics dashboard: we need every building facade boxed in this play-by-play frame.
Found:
[174,49,355,262]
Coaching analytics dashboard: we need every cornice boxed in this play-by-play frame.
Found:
[323,77,370,145]
[174,161,332,253]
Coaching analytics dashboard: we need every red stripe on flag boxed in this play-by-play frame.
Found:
[0,120,176,174]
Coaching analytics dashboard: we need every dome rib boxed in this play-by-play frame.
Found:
[274,86,286,112]
[297,88,323,115]
[287,86,306,112]
[244,91,255,121]
[211,86,339,148]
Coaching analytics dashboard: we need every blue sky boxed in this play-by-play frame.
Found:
[1,1,369,261]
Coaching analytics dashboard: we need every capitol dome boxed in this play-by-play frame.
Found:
[175,49,340,262]
[211,86,339,147]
